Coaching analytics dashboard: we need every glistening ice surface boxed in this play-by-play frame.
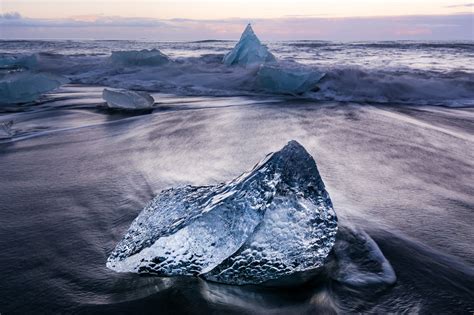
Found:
[107,141,338,285]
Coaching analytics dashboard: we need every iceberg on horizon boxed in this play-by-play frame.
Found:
[256,63,326,95]
[107,141,338,285]
[0,72,66,104]
[110,49,170,67]
[102,88,154,110]
[223,24,276,67]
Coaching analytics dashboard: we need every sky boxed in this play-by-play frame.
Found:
[0,0,473,40]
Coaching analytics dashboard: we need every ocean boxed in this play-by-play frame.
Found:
[0,39,473,314]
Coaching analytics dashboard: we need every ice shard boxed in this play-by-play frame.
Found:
[107,141,338,285]
[256,63,326,95]
[0,72,66,104]
[0,54,37,70]
[223,24,276,67]
[102,88,154,110]
[110,49,170,66]
[0,121,14,139]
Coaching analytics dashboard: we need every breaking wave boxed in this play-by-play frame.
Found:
[313,67,474,106]
[1,47,473,106]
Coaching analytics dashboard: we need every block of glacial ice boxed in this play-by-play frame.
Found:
[0,54,37,70]
[107,141,338,285]
[223,24,276,67]
[102,88,154,110]
[0,121,14,139]
[256,63,326,95]
[0,72,66,104]
[110,49,170,66]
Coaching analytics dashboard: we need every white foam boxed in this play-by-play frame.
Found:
[257,63,326,94]
[4,47,471,107]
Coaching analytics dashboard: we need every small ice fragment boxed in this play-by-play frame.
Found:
[0,121,14,139]
[102,88,154,110]
[0,72,66,104]
[256,63,326,95]
[110,49,170,66]
[326,226,396,287]
[223,24,276,67]
[107,141,338,285]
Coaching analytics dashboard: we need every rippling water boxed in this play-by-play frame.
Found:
[0,40,473,314]
[1,39,473,73]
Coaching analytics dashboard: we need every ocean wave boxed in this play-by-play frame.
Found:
[286,41,474,51]
[313,67,474,106]
[191,40,233,43]
[349,41,474,51]
[3,50,474,107]
[287,41,333,48]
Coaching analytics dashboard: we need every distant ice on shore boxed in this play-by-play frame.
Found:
[110,49,170,67]
[0,72,67,104]
[0,28,472,106]
[102,88,154,110]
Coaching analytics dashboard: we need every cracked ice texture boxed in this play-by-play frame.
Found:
[107,141,338,285]
[223,24,276,67]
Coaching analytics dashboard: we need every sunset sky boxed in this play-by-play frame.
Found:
[1,0,473,40]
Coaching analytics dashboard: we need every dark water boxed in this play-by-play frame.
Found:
[0,86,473,313]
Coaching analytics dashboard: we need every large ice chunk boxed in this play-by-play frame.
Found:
[0,55,37,70]
[256,63,326,95]
[223,24,276,67]
[110,49,170,66]
[0,72,66,104]
[107,141,338,285]
[102,88,154,110]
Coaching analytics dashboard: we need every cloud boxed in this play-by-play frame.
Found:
[0,12,22,19]
[0,14,169,28]
[0,13,472,40]
[446,3,474,8]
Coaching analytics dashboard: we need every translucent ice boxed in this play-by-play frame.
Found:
[223,24,276,67]
[0,121,14,139]
[326,226,396,287]
[110,49,170,66]
[257,63,326,95]
[107,141,338,285]
[0,72,66,104]
[0,55,37,70]
[102,88,154,110]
